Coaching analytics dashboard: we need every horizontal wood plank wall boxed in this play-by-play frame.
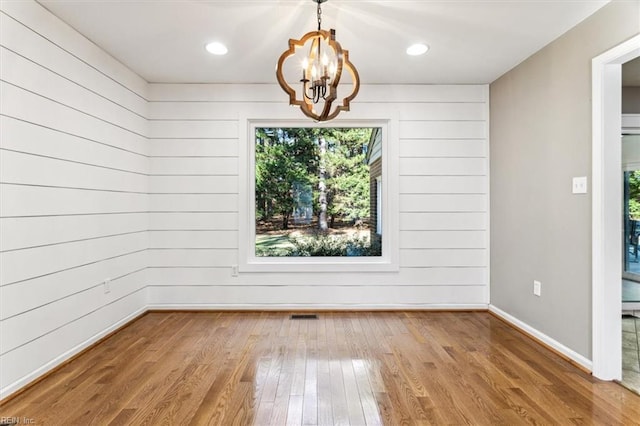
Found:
[146,83,489,308]
[0,0,490,398]
[0,1,149,398]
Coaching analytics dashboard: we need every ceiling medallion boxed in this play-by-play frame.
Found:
[276,0,360,122]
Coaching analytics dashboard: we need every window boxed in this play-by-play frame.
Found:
[623,134,640,280]
[239,119,398,272]
[255,127,380,258]
[624,170,640,278]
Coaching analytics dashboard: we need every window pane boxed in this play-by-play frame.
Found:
[255,127,382,257]
[625,171,640,276]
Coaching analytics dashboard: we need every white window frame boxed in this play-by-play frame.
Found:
[239,118,399,273]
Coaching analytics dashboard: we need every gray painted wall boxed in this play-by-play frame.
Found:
[623,86,640,113]
[490,0,640,359]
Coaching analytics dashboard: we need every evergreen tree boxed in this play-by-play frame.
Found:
[255,127,372,230]
[324,128,372,226]
[255,128,318,229]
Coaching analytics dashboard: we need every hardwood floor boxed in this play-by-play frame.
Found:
[2,311,640,425]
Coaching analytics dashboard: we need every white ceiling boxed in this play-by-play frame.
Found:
[37,0,611,85]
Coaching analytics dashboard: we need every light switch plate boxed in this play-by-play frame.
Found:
[533,280,541,297]
[572,176,587,194]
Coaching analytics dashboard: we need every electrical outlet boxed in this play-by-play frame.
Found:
[103,278,111,294]
[533,280,541,297]
[231,265,238,277]
[572,176,587,194]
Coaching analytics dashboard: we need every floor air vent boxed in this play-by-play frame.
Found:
[290,314,319,320]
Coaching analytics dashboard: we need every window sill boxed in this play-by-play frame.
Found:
[240,256,399,273]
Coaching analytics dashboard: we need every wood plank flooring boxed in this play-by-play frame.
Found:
[2,311,640,425]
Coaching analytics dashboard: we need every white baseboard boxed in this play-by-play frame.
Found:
[488,304,593,372]
[0,307,147,400]
[147,303,490,311]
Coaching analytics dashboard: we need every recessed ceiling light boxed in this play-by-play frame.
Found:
[205,42,228,55]
[406,43,429,56]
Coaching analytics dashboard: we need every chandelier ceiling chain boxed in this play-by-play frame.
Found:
[275,0,360,122]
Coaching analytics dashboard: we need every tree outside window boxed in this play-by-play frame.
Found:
[255,127,381,257]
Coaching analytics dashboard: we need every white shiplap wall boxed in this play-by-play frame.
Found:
[0,0,489,399]
[0,1,148,397]
[146,84,489,309]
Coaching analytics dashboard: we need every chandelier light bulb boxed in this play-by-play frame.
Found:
[330,62,337,77]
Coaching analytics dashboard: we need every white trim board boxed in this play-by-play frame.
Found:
[489,305,593,372]
[238,118,400,273]
[147,303,490,311]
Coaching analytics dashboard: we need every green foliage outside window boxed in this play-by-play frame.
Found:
[629,171,640,220]
[254,127,381,257]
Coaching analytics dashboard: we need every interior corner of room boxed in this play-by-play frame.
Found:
[1,0,640,421]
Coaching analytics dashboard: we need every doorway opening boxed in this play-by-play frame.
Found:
[620,61,640,391]
[592,34,640,383]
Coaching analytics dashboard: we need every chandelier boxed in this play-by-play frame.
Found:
[276,0,360,122]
